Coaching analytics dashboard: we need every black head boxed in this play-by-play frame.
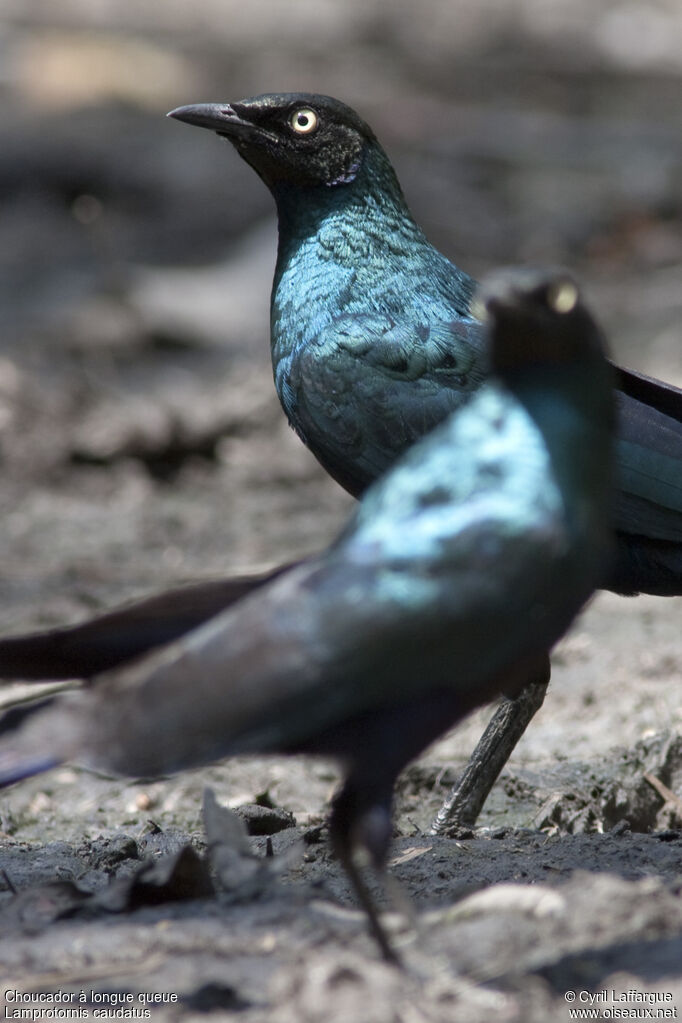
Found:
[168,93,378,191]
[476,268,610,375]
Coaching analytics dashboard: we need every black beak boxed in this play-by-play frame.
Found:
[167,103,255,139]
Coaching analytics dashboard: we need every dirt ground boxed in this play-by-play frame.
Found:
[0,2,681,1020]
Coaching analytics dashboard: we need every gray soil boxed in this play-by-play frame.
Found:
[0,3,681,1020]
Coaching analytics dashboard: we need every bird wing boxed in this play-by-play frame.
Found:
[283,312,487,496]
[613,365,682,541]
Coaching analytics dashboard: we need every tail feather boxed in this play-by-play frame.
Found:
[0,693,86,787]
[0,695,61,737]
[616,364,682,425]
[0,563,297,682]
[613,364,682,554]
[0,752,63,788]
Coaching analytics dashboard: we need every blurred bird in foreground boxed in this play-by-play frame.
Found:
[2,94,681,829]
[0,270,614,960]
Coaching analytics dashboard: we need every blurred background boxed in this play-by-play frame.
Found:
[0,0,681,632]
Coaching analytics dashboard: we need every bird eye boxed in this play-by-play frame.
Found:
[546,279,578,314]
[469,296,487,322]
[290,108,318,134]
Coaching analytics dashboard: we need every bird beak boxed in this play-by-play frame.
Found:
[167,103,258,140]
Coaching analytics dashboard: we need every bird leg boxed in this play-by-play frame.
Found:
[328,781,403,966]
[430,657,551,835]
[338,847,401,966]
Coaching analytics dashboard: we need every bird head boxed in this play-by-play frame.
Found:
[168,93,379,191]
[475,268,610,375]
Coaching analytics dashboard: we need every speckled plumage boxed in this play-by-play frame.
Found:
[269,117,482,495]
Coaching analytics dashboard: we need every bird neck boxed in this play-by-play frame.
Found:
[505,360,615,547]
[269,144,474,365]
[272,143,422,269]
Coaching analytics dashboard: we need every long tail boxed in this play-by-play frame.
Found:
[611,364,682,595]
[0,562,298,682]
[0,693,77,786]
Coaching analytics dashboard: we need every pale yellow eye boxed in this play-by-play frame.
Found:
[546,279,579,314]
[469,296,487,322]
[290,108,318,134]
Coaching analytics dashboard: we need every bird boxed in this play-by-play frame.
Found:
[2,94,681,831]
[164,93,682,828]
[0,269,615,961]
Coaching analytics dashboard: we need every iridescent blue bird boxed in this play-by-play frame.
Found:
[0,269,614,960]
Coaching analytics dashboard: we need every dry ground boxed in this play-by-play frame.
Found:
[0,2,681,1019]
